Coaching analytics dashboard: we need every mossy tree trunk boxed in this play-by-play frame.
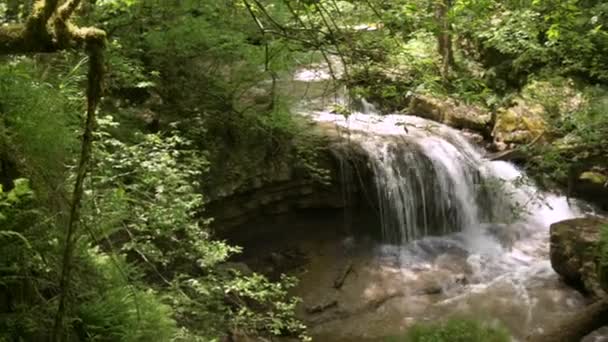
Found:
[435,0,454,80]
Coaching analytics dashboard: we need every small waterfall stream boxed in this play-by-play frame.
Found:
[290,108,597,340]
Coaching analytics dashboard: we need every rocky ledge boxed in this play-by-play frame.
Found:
[207,122,375,232]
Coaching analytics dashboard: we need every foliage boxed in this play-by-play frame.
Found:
[388,318,510,342]
[526,83,608,181]
[85,117,308,340]
[0,57,81,200]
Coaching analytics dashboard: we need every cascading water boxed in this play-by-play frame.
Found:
[286,64,602,339]
[310,111,528,245]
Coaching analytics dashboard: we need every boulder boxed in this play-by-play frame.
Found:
[550,217,608,298]
[492,98,546,147]
[408,94,492,134]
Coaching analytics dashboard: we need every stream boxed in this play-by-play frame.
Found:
[233,65,601,341]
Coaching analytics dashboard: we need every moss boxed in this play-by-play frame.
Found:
[579,171,608,185]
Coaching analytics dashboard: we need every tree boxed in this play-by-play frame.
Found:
[435,0,454,79]
[0,1,105,340]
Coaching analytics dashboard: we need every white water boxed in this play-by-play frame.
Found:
[309,111,583,243]
[299,109,595,338]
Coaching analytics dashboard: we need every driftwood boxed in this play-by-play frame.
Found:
[306,299,338,314]
[333,261,353,289]
[487,148,527,162]
[307,290,404,325]
[527,299,608,342]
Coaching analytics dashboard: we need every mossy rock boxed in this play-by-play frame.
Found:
[492,98,547,146]
[580,171,608,186]
[408,94,491,134]
[550,217,608,298]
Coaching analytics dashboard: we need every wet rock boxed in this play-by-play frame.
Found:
[415,269,457,295]
[434,253,472,275]
[408,94,492,134]
[461,129,485,145]
[484,223,528,251]
[550,217,608,298]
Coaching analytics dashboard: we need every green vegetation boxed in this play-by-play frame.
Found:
[388,318,510,342]
[2,0,608,340]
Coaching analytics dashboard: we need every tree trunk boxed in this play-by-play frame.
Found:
[435,0,454,79]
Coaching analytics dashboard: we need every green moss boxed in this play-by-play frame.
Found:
[579,171,608,185]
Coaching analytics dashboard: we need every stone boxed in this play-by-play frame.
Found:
[408,94,492,134]
[492,98,547,146]
[550,217,608,298]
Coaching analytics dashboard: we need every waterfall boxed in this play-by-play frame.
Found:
[309,111,579,245]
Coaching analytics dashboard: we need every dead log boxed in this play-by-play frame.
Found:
[333,261,353,289]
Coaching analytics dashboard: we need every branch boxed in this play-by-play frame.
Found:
[52,37,105,341]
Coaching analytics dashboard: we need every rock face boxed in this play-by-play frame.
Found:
[408,94,492,135]
[550,217,608,298]
[207,122,374,232]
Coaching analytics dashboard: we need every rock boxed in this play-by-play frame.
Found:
[484,223,528,251]
[492,98,547,146]
[461,129,485,145]
[408,94,492,134]
[550,217,608,298]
